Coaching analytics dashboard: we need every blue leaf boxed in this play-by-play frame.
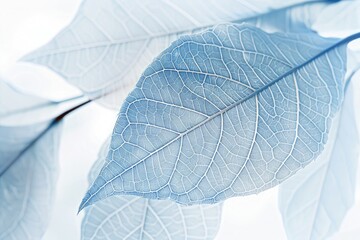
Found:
[0,80,53,173]
[0,79,86,174]
[0,123,51,174]
[278,80,359,240]
[0,79,72,239]
[0,121,62,239]
[22,0,329,109]
[79,23,347,209]
[81,138,222,240]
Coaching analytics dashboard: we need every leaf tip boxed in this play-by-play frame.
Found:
[78,193,92,214]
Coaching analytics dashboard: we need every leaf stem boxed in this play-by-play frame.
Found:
[55,98,91,122]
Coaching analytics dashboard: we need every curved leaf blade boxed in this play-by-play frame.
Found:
[0,78,67,239]
[0,122,62,239]
[79,23,347,209]
[0,78,86,175]
[22,0,323,108]
[0,79,53,173]
[279,82,359,240]
[82,138,222,240]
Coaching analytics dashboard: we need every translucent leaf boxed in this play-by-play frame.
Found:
[0,78,78,239]
[82,138,222,240]
[312,0,360,38]
[0,78,85,174]
[0,80,88,126]
[0,121,62,239]
[245,1,330,33]
[79,23,347,209]
[0,79,53,173]
[278,80,359,240]
[0,80,50,120]
[1,62,83,102]
[310,1,360,80]
[22,0,324,109]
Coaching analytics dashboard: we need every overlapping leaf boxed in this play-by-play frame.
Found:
[0,79,64,240]
[279,80,359,240]
[79,23,347,209]
[245,1,330,33]
[312,0,360,37]
[81,138,222,240]
[22,0,328,109]
[0,80,87,127]
[0,79,87,239]
[0,81,52,173]
[0,122,62,240]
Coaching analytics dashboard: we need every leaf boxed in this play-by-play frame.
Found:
[245,1,330,33]
[22,0,327,109]
[0,78,78,239]
[0,78,86,173]
[309,1,360,80]
[0,80,88,126]
[82,138,222,240]
[0,122,50,173]
[79,23,347,209]
[312,0,360,38]
[1,62,83,102]
[0,80,53,173]
[0,121,62,240]
[278,80,359,240]
[0,80,50,120]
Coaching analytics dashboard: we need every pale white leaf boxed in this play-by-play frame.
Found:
[0,122,62,240]
[0,79,88,126]
[312,0,360,38]
[279,81,359,240]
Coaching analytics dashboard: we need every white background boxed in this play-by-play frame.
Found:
[1,1,360,239]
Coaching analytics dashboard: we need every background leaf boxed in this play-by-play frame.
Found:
[82,138,222,240]
[0,121,62,240]
[0,78,68,240]
[312,0,360,37]
[1,63,83,102]
[22,0,327,109]
[0,79,49,117]
[79,23,346,208]
[0,79,53,173]
[0,78,86,174]
[309,0,360,81]
[278,80,359,240]
[0,79,88,127]
[245,1,330,33]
